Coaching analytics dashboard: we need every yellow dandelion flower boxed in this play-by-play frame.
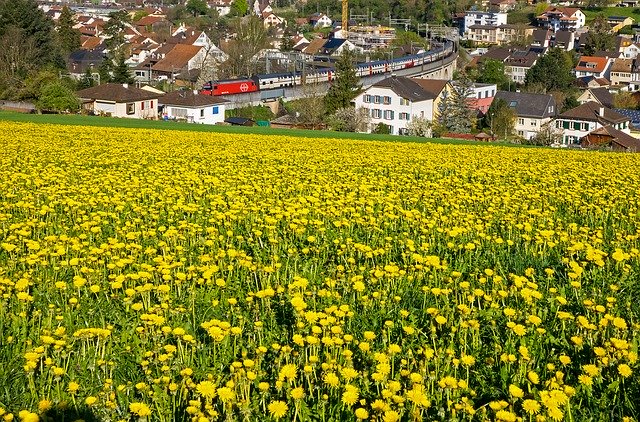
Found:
[267,401,288,419]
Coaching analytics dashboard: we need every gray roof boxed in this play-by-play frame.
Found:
[589,87,615,108]
[372,76,435,102]
[559,101,629,124]
[77,83,160,102]
[494,90,557,118]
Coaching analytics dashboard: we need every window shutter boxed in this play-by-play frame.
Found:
[141,102,145,110]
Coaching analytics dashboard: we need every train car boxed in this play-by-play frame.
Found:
[255,72,301,90]
[201,78,259,96]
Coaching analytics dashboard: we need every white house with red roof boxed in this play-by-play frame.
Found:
[536,7,585,31]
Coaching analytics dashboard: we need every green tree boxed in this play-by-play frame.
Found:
[0,0,63,68]
[111,54,133,84]
[186,0,209,16]
[78,68,95,89]
[230,0,249,16]
[36,82,79,112]
[391,30,428,50]
[436,74,476,133]
[477,59,509,90]
[583,14,616,56]
[103,10,130,54]
[484,98,515,140]
[98,58,112,84]
[525,48,574,93]
[56,6,81,55]
[614,91,638,109]
[324,48,362,114]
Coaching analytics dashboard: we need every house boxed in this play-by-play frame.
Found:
[151,44,205,80]
[554,101,631,146]
[574,56,612,78]
[536,7,585,31]
[468,83,497,115]
[77,83,160,119]
[580,125,640,151]
[608,16,634,32]
[575,76,611,88]
[262,11,285,28]
[465,24,534,45]
[489,0,516,12]
[577,87,615,108]
[504,51,538,84]
[160,90,228,124]
[209,0,233,16]
[494,91,557,140]
[354,75,443,135]
[309,13,332,28]
[553,30,575,51]
[532,29,552,48]
[458,11,508,36]
[67,49,105,79]
[134,14,169,34]
[321,38,358,56]
[609,58,634,85]
[253,0,272,16]
[169,26,212,48]
[619,41,640,58]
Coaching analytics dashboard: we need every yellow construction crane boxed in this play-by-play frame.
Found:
[342,0,348,36]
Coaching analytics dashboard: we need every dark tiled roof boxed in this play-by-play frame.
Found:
[160,90,228,107]
[372,76,436,102]
[581,125,640,151]
[77,83,160,102]
[412,79,449,97]
[494,90,556,118]
[589,87,615,108]
[559,101,629,124]
[504,51,538,67]
[481,47,512,62]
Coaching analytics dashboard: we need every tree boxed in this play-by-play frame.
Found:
[111,53,133,84]
[328,107,370,132]
[476,59,509,90]
[286,82,326,129]
[484,98,515,140]
[523,121,562,146]
[103,10,130,54]
[57,6,81,55]
[230,0,249,16]
[406,116,432,137]
[525,48,574,93]
[614,91,638,109]
[372,123,391,134]
[186,0,209,16]
[391,30,429,50]
[0,0,63,69]
[218,16,268,78]
[436,75,477,133]
[36,82,79,112]
[78,68,95,89]
[583,14,615,56]
[324,48,362,114]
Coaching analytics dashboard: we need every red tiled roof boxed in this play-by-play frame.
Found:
[575,56,609,73]
[152,44,202,73]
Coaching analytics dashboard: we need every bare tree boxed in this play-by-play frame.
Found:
[288,82,327,129]
[0,26,38,97]
[218,16,269,78]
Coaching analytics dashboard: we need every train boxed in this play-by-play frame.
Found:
[200,40,455,96]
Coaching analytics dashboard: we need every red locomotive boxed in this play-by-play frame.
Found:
[200,78,259,96]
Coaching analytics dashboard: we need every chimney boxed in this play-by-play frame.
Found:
[122,83,129,89]
[599,106,605,117]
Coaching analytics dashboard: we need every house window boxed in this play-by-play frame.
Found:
[562,121,570,129]
[126,103,135,115]
[372,109,381,118]
[200,109,205,118]
[518,118,525,125]
[374,95,381,104]
[172,107,188,117]
[384,110,394,120]
[383,96,391,105]
[400,98,410,106]
[530,120,537,127]
[548,105,554,113]
[213,106,219,114]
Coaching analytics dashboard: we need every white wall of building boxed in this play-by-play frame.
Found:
[355,86,434,135]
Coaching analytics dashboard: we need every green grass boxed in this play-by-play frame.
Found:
[0,111,523,147]
[582,6,640,23]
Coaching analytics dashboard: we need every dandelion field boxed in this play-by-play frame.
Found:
[0,121,638,421]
